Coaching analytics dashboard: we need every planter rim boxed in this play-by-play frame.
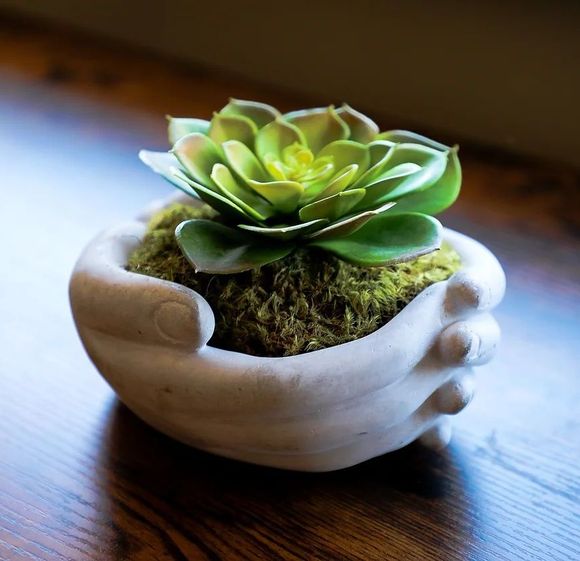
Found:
[71,193,505,362]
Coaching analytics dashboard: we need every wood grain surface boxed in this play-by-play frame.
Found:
[0,14,579,561]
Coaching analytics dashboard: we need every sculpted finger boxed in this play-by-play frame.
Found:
[437,314,500,366]
[433,372,476,415]
[70,221,215,351]
[443,230,506,318]
[418,417,453,451]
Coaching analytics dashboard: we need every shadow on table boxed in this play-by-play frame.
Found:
[96,399,478,560]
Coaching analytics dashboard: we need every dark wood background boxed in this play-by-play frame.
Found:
[0,13,579,561]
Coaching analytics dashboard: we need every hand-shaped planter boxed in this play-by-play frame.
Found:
[70,192,505,472]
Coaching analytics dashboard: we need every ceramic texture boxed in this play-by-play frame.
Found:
[70,193,506,472]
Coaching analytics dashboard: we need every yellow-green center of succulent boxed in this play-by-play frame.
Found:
[264,143,334,184]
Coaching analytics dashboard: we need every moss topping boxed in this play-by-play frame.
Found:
[127,203,461,357]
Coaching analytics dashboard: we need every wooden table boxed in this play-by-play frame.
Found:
[1,14,579,561]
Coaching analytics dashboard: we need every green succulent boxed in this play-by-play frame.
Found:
[140,99,461,274]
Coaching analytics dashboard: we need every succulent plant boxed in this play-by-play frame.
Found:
[140,99,461,273]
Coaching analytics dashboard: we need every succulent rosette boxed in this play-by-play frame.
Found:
[140,99,461,273]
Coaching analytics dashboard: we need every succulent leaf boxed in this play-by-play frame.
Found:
[369,140,396,163]
[388,147,461,215]
[172,133,222,189]
[138,150,198,196]
[309,213,442,266]
[336,104,379,143]
[222,140,269,182]
[377,129,450,151]
[255,118,306,163]
[210,164,274,221]
[246,178,304,213]
[375,143,447,195]
[299,188,365,222]
[284,106,350,154]
[238,219,328,240]
[174,169,258,224]
[316,140,370,182]
[352,140,395,187]
[176,219,295,274]
[306,201,396,241]
[308,164,358,202]
[208,113,258,146]
[354,162,422,209]
[220,99,280,128]
[168,117,210,145]
[354,144,447,211]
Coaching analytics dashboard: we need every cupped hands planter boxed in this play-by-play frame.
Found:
[70,193,505,472]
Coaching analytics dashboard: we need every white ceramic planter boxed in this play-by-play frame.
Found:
[70,194,505,472]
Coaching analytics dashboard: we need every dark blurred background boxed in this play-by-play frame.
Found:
[1,0,579,166]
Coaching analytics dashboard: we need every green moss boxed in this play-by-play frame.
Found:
[128,203,461,357]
